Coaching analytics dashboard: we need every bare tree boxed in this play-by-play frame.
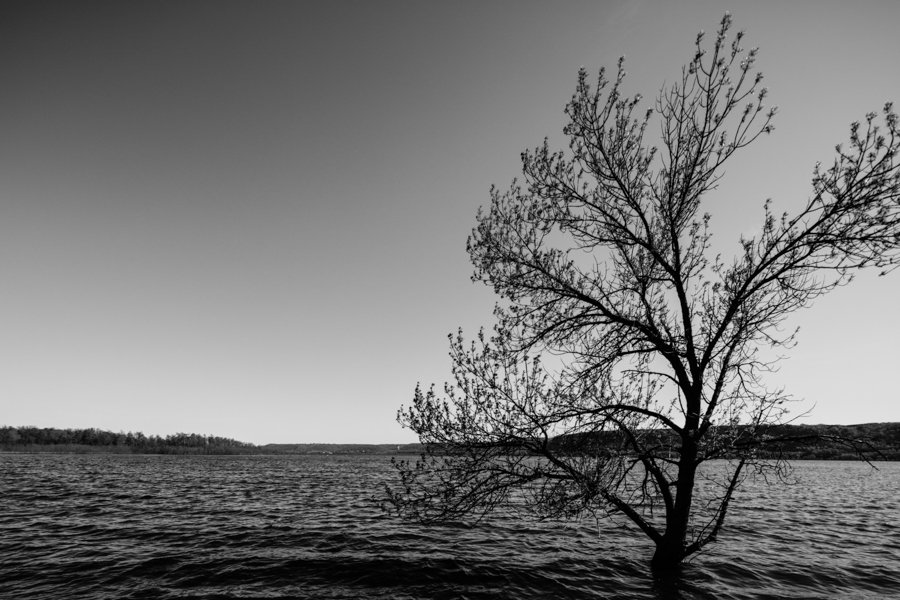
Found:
[386,14,900,570]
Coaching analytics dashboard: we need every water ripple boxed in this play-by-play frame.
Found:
[1,454,897,599]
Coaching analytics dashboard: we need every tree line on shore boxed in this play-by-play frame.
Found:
[0,426,258,454]
[1,423,898,458]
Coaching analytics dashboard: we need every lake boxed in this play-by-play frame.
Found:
[1,454,897,599]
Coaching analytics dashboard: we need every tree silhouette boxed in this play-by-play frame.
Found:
[387,14,900,569]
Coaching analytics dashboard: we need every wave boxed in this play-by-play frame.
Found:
[1,454,897,599]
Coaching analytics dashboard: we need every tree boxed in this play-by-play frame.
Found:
[386,14,900,570]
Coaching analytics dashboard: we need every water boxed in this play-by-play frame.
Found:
[1,454,898,599]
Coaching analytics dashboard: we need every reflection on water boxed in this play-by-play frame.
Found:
[1,454,897,599]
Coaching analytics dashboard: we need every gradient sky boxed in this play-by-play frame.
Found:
[1,0,898,444]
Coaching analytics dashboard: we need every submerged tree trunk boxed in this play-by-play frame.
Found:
[651,436,699,570]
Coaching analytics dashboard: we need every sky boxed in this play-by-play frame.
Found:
[0,0,898,444]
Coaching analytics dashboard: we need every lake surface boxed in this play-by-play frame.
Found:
[1,454,898,599]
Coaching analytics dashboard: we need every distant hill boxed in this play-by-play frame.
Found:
[744,422,900,460]
[549,422,900,461]
[2,423,897,459]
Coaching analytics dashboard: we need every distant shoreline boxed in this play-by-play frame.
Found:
[2,423,898,459]
[0,442,426,456]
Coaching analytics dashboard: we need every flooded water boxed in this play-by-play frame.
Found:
[1,454,897,599]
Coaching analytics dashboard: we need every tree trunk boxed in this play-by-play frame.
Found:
[651,436,699,570]
[651,535,687,570]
